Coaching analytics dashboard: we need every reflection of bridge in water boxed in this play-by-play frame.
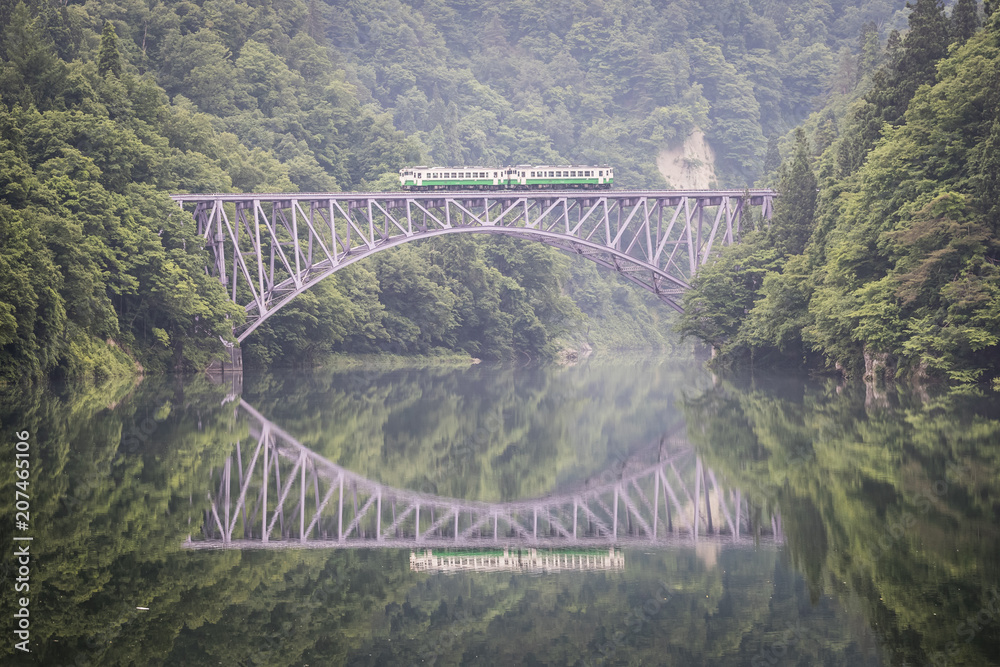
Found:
[185,400,783,551]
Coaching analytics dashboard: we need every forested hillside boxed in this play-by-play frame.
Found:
[0,0,911,380]
[680,0,1000,387]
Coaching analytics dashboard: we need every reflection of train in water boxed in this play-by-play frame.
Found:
[399,165,614,190]
[409,547,624,573]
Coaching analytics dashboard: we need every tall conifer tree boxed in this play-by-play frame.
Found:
[767,129,816,258]
[97,21,122,76]
[899,0,949,89]
[950,0,980,44]
[763,136,780,176]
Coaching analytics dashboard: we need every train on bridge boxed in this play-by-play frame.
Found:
[399,165,614,191]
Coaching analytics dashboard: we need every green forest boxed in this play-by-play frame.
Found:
[6,0,981,382]
[679,1,1000,387]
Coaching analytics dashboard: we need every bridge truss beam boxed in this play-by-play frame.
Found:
[185,400,783,551]
[171,190,775,341]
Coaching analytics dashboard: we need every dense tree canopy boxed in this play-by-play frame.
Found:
[0,0,951,379]
[681,6,1000,387]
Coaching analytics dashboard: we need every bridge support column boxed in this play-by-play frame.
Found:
[207,342,243,374]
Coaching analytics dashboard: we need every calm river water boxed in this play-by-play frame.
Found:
[1,357,998,666]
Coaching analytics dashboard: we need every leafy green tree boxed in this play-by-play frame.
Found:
[738,254,814,357]
[678,232,779,354]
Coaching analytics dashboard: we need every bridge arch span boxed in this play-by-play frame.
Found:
[171,190,775,342]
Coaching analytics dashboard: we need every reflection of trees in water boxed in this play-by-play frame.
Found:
[685,378,1000,666]
[240,359,702,503]
[9,366,994,665]
[0,376,249,666]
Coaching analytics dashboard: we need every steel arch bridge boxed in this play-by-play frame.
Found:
[184,399,783,551]
[171,189,775,342]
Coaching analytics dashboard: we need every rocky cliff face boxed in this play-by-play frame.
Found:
[657,129,718,189]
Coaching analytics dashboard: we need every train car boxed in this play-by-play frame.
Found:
[400,166,510,190]
[508,165,613,189]
[399,165,613,190]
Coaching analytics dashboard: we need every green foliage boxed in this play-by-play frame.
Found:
[951,0,982,44]
[678,128,816,361]
[98,21,122,77]
[678,231,780,354]
[687,377,1000,666]
[685,8,1000,384]
[0,0,920,377]
[810,24,1000,381]
[244,236,584,364]
[766,129,818,258]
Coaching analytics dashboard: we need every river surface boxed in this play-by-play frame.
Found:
[1,357,998,666]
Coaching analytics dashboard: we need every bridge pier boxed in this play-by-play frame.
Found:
[207,342,243,374]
